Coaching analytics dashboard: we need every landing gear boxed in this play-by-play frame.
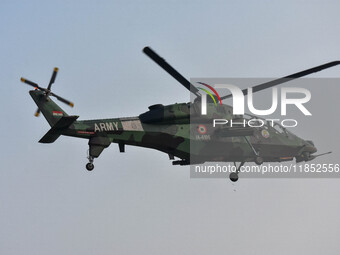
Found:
[229,161,245,182]
[254,156,264,165]
[229,172,239,182]
[86,152,95,171]
[85,136,111,172]
[244,136,264,166]
[86,162,94,171]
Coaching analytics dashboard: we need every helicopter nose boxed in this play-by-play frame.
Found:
[305,140,317,154]
[296,141,317,163]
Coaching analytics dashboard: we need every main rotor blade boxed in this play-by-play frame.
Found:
[220,61,340,100]
[50,92,74,107]
[143,47,200,96]
[47,67,58,90]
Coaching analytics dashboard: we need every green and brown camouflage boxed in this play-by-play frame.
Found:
[29,89,315,166]
[22,46,339,181]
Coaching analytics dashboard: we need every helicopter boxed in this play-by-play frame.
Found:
[21,47,339,182]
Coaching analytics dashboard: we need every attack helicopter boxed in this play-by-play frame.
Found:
[21,47,339,181]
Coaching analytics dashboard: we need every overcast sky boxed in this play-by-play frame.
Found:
[1,1,340,254]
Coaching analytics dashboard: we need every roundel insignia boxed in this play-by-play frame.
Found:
[197,125,207,135]
[261,129,270,139]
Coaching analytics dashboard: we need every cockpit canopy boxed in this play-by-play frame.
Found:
[139,100,234,124]
[139,103,190,124]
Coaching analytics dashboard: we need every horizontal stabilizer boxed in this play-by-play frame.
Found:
[39,115,79,143]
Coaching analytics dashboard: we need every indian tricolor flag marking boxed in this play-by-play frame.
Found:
[52,111,63,116]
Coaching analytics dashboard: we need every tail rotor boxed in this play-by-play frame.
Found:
[20,67,74,117]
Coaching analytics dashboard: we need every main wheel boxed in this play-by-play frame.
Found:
[255,156,264,165]
[86,163,94,171]
[229,172,239,182]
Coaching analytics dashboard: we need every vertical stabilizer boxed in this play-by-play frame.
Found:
[29,90,68,127]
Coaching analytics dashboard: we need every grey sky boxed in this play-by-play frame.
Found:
[1,0,340,254]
